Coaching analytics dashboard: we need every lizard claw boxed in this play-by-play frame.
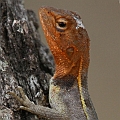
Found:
[8,86,35,108]
[16,86,27,101]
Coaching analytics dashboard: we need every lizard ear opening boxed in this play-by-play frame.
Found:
[66,47,74,59]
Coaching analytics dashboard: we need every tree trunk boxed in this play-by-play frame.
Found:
[0,0,54,120]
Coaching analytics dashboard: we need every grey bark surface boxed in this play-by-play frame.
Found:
[0,0,54,120]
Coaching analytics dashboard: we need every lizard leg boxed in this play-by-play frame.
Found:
[9,86,69,120]
[9,86,34,108]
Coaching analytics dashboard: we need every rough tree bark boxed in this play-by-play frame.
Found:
[0,0,54,120]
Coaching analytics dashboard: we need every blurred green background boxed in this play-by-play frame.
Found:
[25,0,120,119]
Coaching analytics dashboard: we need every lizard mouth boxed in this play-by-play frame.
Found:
[39,7,57,41]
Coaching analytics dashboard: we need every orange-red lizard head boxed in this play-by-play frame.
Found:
[39,7,90,79]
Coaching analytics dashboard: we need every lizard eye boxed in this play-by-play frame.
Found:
[58,22,66,27]
[56,18,68,31]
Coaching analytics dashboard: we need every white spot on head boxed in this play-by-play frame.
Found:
[73,16,85,29]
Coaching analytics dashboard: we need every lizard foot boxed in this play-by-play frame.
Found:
[9,86,35,112]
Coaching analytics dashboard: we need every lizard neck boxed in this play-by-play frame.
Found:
[53,57,82,79]
[51,71,98,120]
[52,57,98,120]
[51,41,88,80]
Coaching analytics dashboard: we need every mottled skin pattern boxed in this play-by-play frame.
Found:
[10,7,98,120]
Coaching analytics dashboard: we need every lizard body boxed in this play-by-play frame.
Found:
[10,7,98,120]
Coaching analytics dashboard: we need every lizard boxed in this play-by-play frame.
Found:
[9,6,98,120]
